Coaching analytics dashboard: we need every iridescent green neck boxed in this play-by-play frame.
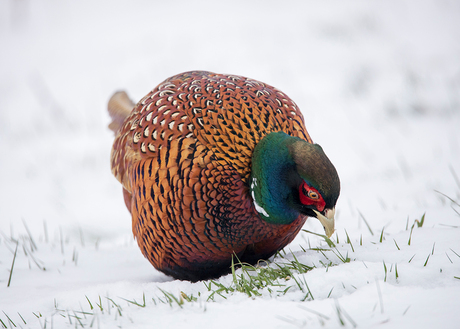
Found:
[250,132,301,224]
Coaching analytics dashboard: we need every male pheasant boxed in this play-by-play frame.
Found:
[108,71,340,281]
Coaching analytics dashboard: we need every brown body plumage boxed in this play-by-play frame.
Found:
[109,71,336,281]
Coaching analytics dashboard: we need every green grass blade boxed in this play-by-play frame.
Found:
[434,190,460,207]
[408,225,414,245]
[85,296,93,310]
[120,293,146,307]
[450,248,460,258]
[22,219,37,251]
[231,255,237,285]
[383,261,387,282]
[2,312,15,328]
[335,299,357,328]
[7,241,18,287]
[303,278,314,300]
[345,230,354,252]
[302,230,336,247]
[106,297,123,316]
[423,254,430,267]
[403,305,411,315]
[299,305,330,320]
[379,227,385,243]
[358,210,374,235]
[17,313,26,325]
[96,296,103,312]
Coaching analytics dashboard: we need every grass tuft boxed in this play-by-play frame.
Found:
[0,224,368,326]
[180,291,197,302]
[205,253,319,301]
[95,296,104,312]
[106,297,123,316]
[158,288,184,308]
[414,213,426,228]
[204,280,231,301]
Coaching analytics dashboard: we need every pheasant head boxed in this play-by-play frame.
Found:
[250,131,340,237]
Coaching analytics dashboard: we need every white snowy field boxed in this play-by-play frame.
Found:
[1,0,460,328]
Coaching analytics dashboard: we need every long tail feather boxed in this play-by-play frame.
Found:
[108,91,135,132]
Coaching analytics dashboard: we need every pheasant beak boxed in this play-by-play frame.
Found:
[313,208,335,238]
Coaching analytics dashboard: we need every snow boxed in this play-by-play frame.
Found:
[1,0,460,328]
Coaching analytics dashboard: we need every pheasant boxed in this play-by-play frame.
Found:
[108,71,340,281]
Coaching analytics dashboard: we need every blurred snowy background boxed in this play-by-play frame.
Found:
[1,0,460,328]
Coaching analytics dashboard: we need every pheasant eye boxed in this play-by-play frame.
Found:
[308,191,319,199]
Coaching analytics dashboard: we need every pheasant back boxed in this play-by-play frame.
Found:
[110,71,314,281]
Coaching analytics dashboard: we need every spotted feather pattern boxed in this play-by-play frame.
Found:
[110,71,313,281]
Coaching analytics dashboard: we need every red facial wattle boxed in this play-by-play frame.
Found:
[299,181,326,212]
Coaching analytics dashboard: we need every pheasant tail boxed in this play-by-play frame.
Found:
[108,91,135,132]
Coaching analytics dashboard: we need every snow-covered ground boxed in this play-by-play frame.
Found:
[1,0,460,328]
